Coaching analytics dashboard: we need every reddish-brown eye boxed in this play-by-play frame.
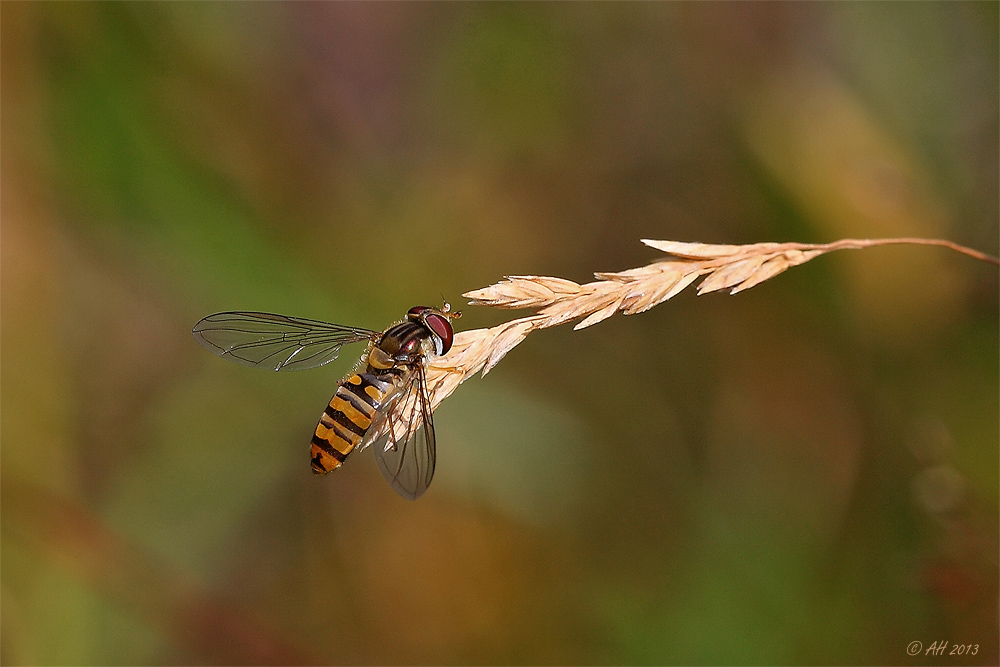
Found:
[407,306,430,319]
[424,313,454,354]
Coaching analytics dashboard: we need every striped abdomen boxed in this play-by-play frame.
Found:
[311,372,394,474]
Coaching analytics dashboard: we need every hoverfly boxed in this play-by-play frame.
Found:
[191,304,460,500]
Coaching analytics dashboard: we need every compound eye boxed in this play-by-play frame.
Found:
[407,305,430,321]
[424,313,454,354]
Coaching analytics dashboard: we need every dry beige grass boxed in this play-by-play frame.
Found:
[422,237,998,411]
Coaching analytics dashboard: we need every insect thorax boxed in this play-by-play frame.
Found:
[377,320,433,360]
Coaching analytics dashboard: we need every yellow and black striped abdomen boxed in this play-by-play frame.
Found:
[311,372,393,474]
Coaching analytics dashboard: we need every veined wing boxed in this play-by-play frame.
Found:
[192,311,378,371]
[367,363,436,500]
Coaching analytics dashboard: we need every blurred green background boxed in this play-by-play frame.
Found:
[2,3,997,665]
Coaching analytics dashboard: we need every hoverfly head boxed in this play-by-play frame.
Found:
[407,303,458,355]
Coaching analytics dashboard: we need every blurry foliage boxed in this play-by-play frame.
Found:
[2,2,997,665]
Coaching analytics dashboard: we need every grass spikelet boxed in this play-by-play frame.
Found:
[424,237,998,410]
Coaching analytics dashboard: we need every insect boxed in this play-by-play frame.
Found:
[191,304,461,499]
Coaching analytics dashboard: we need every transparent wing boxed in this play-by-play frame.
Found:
[192,311,378,371]
[368,363,437,500]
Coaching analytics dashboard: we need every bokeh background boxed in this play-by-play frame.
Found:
[3,3,997,665]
